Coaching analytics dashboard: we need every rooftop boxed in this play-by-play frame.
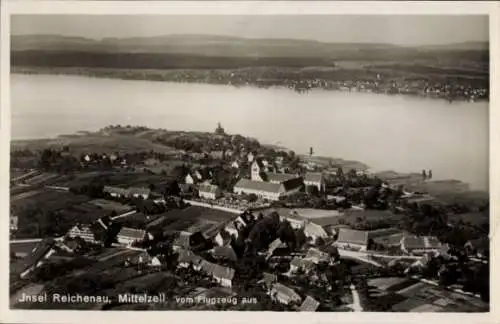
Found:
[234,178,283,193]
[299,296,320,312]
[200,260,235,281]
[336,228,369,246]
[117,227,146,240]
[272,283,301,302]
[199,184,220,194]
[267,172,300,183]
[304,172,324,183]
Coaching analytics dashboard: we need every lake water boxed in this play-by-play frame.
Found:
[10,74,489,191]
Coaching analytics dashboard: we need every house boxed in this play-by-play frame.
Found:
[211,246,238,262]
[224,222,241,239]
[177,249,203,270]
[198,184,222,200]
[270,283,302,305]
[233,178,302,201]
[128,187,151,200]
[10,214,18,231]
[258,272,278,292]
[464,238,489,259]
[401,236,442,255]
[304,247,330,264]
[266,173,301,184]
[335,229,370,251]
[304,172,326,192]
[266,238,286,260]
[213,230,232,247]
[247,152,255,163]
[186,168,211,184]
[103,186,129,198]
[299,296,320,312]
[172,231,207,251]
[210,150,225,160]
[144,158,160,166]
[231,161,240,169]
[200,260,235,288]
[185,173,196,185]
[128,251,153,266]
[289,256,315,274]
[67,224,98,243]
[280,212,307,229]
[117,227,147,246]
[304,222,328,242]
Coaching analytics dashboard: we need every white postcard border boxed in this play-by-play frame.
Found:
[1,1,498,324]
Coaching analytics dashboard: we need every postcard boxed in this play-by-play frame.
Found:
[1,1,498,324]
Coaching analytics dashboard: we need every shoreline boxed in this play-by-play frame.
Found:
[10,127,485,195]
[11,67,489,103]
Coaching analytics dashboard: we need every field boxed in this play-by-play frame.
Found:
[330,210,406,227]
[11,133,177,155]
[87,199,133,213]
[364,278,489,312]
[447,211,489,228]
[10,190,90,212]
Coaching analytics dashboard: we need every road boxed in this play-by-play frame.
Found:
[110,210,138,220]
[338,249,384,267]
[10,236,63,244]
[349,284,363,312]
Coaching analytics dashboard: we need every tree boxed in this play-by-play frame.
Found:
[247,193,258,203]
[277,220,296,249]
[315,236,326,247]
[306,185,320,197]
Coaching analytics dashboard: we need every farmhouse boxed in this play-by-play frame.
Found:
[103,186,129,198]
[200,260,235,288]
[67,224,99,243]
[270,283,302,305]
[401,236,442,255]
[299,296,320,312]
[304,222,328,242]
[335,228,370,251]
[233,178,302,201]
[304,172,326,192]
[117,227,147,246]
[177,249,203,270]
[198,183,222,200]
[128,187,151,200]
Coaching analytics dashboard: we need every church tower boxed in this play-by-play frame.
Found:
[251,160,264,181]
[215,122,225,135]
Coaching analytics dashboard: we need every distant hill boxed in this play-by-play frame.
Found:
[11,34,489,64]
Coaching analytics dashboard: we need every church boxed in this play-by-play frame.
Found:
[233,158,304,201]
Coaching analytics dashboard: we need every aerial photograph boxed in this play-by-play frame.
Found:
[9,14,489,312]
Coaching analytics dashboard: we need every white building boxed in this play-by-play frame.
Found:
[128,187,151,200]
[10,214,18,232]
[304,172,326,192]
[67,224,98,243]
[198,184,222,200]
[335,229,369,251]
[117,227,147,246]
[233,178,302,201]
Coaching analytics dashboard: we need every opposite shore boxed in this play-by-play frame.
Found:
[11,66,488,103]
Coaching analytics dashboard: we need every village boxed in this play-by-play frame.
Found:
[9,124,490,312]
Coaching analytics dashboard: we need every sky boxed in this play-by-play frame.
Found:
[11,15,489,46]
